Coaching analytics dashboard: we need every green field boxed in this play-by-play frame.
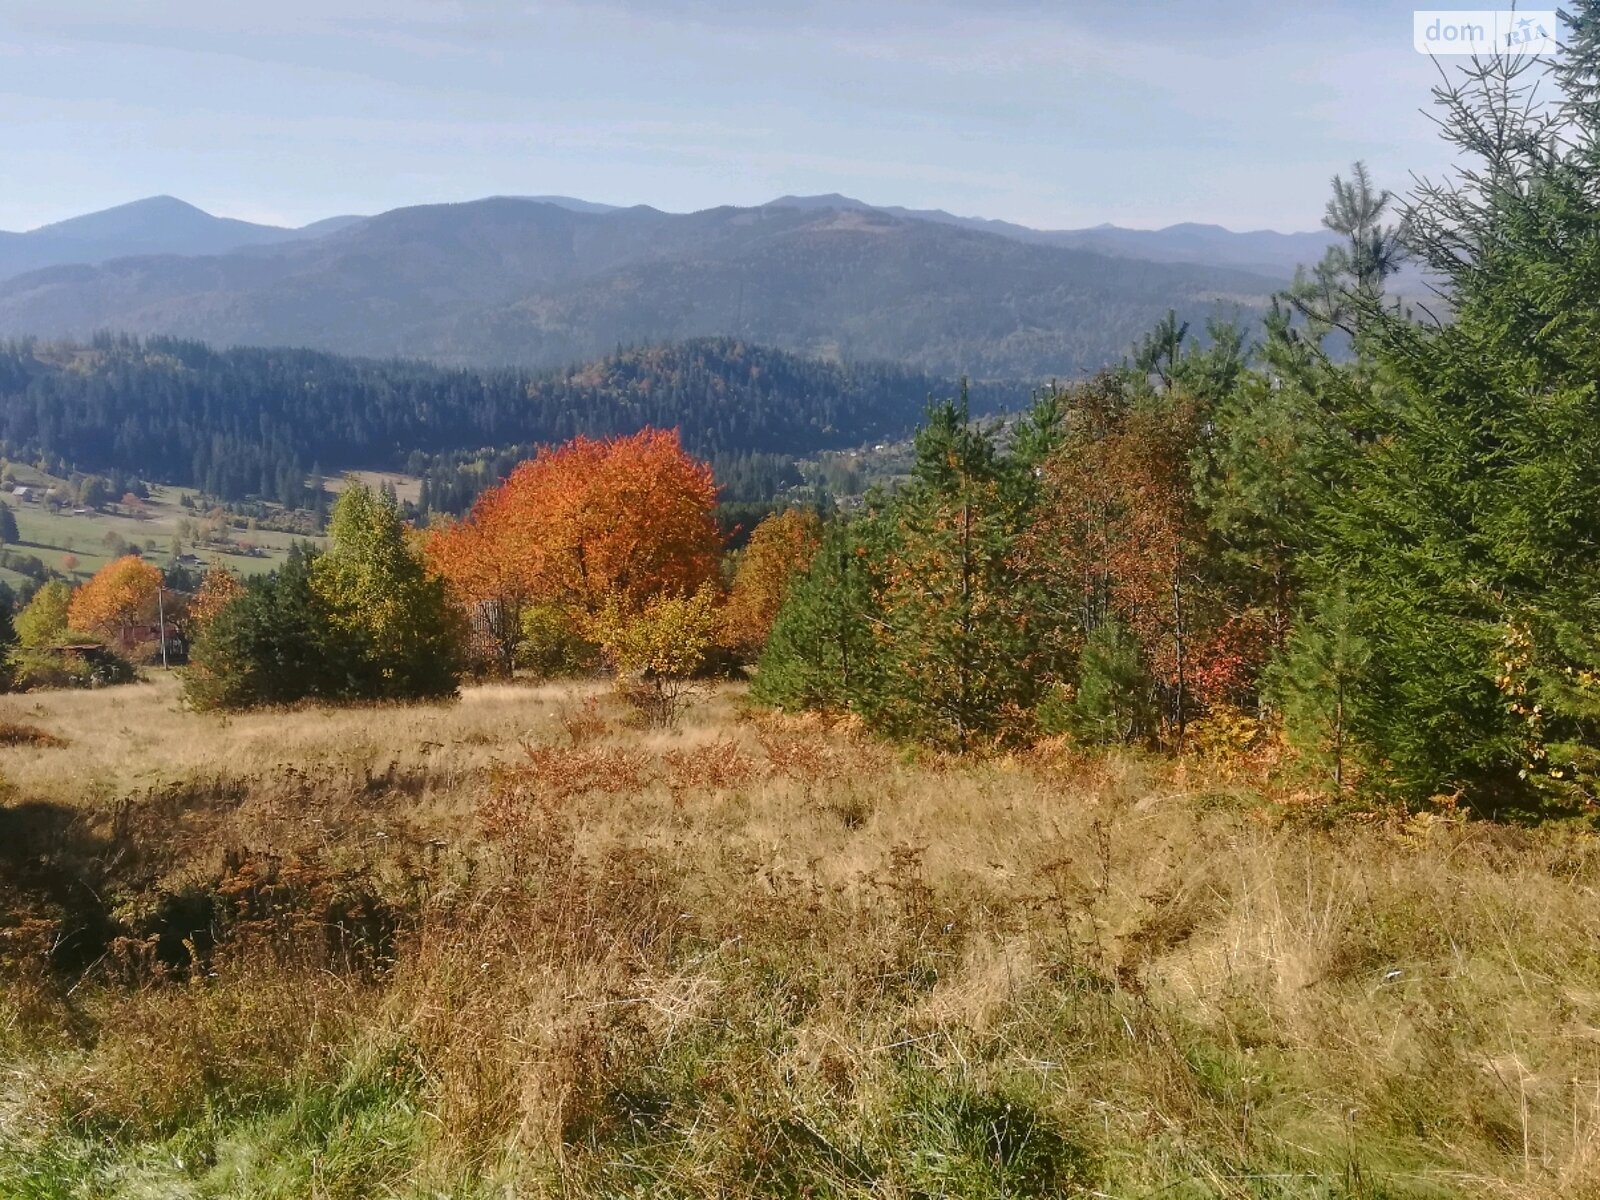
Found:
[0,476,325,590]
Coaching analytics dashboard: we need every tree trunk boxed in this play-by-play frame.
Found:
[1170,548,1187,749]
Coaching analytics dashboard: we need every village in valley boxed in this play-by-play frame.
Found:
[0,465,328,587]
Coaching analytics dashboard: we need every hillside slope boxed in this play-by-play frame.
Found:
[764,192,1339,275]
[4,678,1595,1197]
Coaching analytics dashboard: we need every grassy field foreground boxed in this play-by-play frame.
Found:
[2,678,1599,1197]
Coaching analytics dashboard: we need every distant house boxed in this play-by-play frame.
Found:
[10,485,31,501]
[177,553,204,568]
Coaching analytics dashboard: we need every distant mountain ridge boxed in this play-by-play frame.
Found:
[0,195,1290,378]
[0,196,365,283]
[762,193,1339,276]
[3,191,1338,284]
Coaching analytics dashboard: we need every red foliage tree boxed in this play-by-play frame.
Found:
[1026,380,1250,742]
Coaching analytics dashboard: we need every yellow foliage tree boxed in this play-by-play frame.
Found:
[16,580,74,648]
[67,555,162,644]
[592,582,720,726]
[722,508,822,661]
[187,563,244,639]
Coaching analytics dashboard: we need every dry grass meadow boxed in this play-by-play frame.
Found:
[3,675,1600,1197]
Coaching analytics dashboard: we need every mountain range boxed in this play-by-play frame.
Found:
[0,194,1339,378]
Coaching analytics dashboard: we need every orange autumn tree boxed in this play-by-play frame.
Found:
[428,429,721,673]
[428,514,499,672]
[426,491,541,674]
[68,555,163,645]
[187,563,244,640]
[722,508,823,661]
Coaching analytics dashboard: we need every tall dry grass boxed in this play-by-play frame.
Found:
[2,675,1598,1197]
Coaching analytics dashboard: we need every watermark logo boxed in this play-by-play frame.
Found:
[1414,10,1558,55]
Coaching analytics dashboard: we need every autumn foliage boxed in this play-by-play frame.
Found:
[721,508,822,660]
[424,498,532,673]
[187,564,244,638]
[756,378,1279,755]
[67,555,163,643]
[592,582,722,726]
[1024,387,1264,739]
[428,429,720,672]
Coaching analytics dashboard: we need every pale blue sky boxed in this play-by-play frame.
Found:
[1,1,1463,233]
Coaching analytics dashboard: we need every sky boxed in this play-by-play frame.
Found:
[0,1,1469,234]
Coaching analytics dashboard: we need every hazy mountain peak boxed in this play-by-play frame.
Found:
[0,194,1287,379]
[27,194,219,237]
[0,197,370,281]
[756,194,1330,274]
[765,193,877,211]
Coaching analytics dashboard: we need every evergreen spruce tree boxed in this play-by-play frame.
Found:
[1284,21,1600,807]
[1198,322,1351,649]
[186,486,464,710]
[1263,586,1372,793]
[1053,617,1155,745]
[184,545,350,710]
[752,507,888,714]
[868,392,1039,751]
[0,590,16,693]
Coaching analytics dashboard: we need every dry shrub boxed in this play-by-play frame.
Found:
[756,722,878,784]
[0,720,68,748]
[210,850,403,975]
[559,694,609,745]
[660,739,756,800]
[516,744,654,801]
[757,730,833,780]
[0,912,60,993]
[406,776,692,1160]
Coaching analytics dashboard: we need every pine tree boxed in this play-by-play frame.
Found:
[1132,309,1189,389]
[1287,160,1409,337]
[1057,617,1155,745]
[1263,586,1372,793]
[185,545,352,710]
[0,591,16,693]
[1198,336,1347,649]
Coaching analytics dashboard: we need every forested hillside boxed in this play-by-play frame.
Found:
[0,336,1023,501]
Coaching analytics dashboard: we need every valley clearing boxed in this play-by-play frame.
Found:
[2,676,1599,1197]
